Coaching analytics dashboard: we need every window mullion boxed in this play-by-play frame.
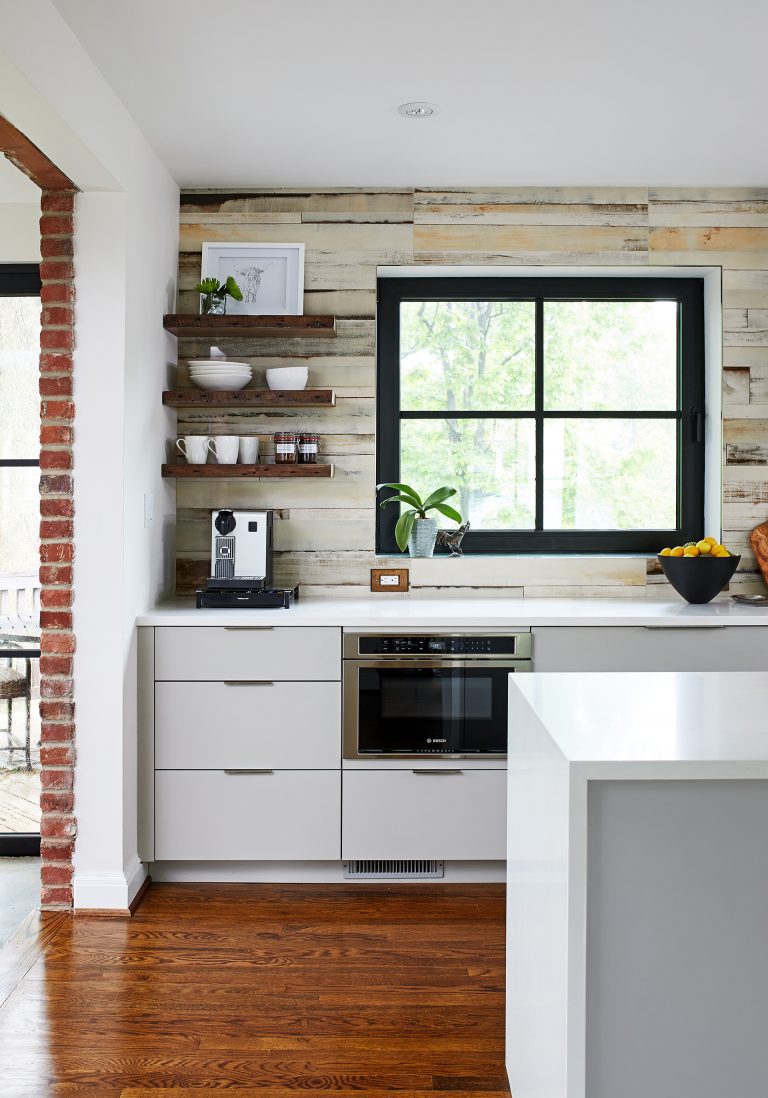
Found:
[535,298,544,531]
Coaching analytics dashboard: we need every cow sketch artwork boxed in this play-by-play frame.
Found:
[201,242,305,316]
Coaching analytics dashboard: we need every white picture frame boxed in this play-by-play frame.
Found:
[201,242,305,316]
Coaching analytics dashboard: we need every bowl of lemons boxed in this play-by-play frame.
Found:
[657,538,740,603]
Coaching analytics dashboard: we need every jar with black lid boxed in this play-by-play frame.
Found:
[298,432,320,464]
[274,431,298,464]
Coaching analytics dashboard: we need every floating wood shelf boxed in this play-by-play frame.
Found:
[162,463,335,479]
[163,314,336,338]
[163,389,336,408]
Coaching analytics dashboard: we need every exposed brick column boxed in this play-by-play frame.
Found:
[38,189,77,909]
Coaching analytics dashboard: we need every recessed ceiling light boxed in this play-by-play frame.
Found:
[398,101,438,119]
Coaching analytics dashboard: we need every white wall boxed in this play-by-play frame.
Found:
[0,0,179,907]
[0,202,40,261]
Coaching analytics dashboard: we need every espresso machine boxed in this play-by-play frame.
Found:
[196,509,297,609]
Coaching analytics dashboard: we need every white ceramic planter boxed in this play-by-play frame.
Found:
[408,517,438,557]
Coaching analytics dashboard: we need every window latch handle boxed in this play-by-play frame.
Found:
[692,409,704,443]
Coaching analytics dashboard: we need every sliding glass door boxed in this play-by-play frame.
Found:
[0,265,41,855]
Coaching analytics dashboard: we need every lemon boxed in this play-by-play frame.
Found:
[659,547,672,556]
[713,548,731,558]
[683,546,700,557]
[703,536,717,547]
[670,546,684,557]
[695,539,711,555]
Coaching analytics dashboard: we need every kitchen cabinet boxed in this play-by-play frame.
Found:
[155,770,341,860]
[154,625,341,681]
[342,769,507,861]
[532,625,768,672]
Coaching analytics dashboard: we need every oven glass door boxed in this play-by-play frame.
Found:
[354,661,516,755]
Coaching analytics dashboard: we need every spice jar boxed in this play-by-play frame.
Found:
[298,432,320,464]
[274,431,298,464]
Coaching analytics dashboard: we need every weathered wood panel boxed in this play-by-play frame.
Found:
[413,224,649,256]
[415,203,648,226]
[723,368,750,406]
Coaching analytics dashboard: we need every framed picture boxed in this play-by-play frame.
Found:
[201,242,305,316]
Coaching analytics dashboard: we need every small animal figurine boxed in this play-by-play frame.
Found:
[436,522,470,557]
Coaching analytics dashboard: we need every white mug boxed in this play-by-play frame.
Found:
[176,436,211,464]
[238,436,260,464]
[209,436,240,464]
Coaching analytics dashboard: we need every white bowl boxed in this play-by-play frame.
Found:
[189,364,251,373]
[266,366,309,391]
[186,364,249,373]
[190,369,251,378]
[191,374,251,391]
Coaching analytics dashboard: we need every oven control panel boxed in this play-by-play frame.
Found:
[357,635,522,655]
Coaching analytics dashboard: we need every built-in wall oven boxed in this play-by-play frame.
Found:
[342,632,532,759]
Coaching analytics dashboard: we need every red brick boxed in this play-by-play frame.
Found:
[41,677,74,699]
[41,192,75,213]
[40,352,73,373]
[40,236,74,258]
[40,632,75,655]
[39,448,73,469]
[40,814,76,838]
[40,518,73,539]
[41,769,74,792]
[41,746,74,767]
[40,329,74,352]
[41,721,74,742]
[40,654,73,675]
[41,864,73,886]
[41,838,74,863]
[40,399,74,420]
[40,542,74,564]
[40,790,74,813]
[39,564,73,585]
[41,496,74,517]
[40,425,73,446]
[40,259,74,281]
[41,305,74,327]
[40,610,73,630]
[39,474,74,496]
[40,589,73,611]
[41,885,73,908]
[40,701,75,721]
[39,376,73,397]
[40,283,74,305]
[39,215,74,236]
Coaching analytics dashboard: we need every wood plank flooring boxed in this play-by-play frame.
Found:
[0,883,508,1096]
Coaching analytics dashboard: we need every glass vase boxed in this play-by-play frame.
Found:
[200,294,226,316]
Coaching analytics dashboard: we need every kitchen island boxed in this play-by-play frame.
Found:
[506,671,768,1098]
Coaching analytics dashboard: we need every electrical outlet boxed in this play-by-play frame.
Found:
[370,567,409,593]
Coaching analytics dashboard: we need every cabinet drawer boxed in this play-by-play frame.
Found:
[155,626,341,681]
[342,769,506,861]
[155,681,340,769]
[533,626,768,672]
[155,770,341,860]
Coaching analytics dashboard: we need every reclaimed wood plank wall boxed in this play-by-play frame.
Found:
[174,187,768,598]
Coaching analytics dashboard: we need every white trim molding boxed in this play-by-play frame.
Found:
[73,855,147,910]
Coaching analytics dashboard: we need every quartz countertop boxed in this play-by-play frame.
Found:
[136,595,768,628]
[508,670,768,771]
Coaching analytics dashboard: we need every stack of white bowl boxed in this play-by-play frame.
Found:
[188,359,253,391]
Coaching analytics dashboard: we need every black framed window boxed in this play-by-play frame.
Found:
[1,263,42,857]
[376,276,705,554]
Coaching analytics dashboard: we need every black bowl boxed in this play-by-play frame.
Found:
[657,553,740,604]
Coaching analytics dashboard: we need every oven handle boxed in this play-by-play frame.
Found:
[343,659,531,671]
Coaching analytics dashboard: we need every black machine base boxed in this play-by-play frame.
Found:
[196,584,298,609]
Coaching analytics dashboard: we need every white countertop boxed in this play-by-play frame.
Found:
[136,595,768,628]
[509,671,768,768]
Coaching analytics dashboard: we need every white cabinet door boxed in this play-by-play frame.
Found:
[155,627,341,681]
[342,769,506,860]
[533,626,768,672]
[155,682,341,769]
[155,770,341,860]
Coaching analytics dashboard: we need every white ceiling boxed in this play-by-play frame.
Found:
[0,155,40,201]
[53,0,768,189]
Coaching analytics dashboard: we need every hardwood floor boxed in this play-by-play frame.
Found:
[0,883,508,1096]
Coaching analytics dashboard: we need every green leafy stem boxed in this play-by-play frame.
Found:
[194,275,244,301]
[377,482,463,552]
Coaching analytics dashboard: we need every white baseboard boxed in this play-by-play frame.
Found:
[150,860,506,884]
[73,855,147,910]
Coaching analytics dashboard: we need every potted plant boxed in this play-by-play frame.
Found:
[194,275,243,316]
[378,482,463,558]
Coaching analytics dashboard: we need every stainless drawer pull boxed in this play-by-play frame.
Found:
[642,625,727,631]
[223,626,275,631]
[223,680,275,687]
[412,769,463,775]
[224,769,274,775]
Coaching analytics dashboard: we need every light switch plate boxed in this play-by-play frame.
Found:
[370,567,410,593]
